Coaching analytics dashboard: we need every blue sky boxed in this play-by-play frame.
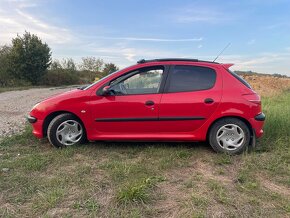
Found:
[1,0,290,75]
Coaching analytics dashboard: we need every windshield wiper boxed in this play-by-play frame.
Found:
[77,85,88,90]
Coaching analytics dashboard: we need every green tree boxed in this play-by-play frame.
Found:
[10,32,51,84]
[0,45,13,86]
[61,58,76,71]
[50,59,62,70]
[102,63,119,76]
[79,57,104,72]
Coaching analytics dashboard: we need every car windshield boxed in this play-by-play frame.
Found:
[83,70,121,90]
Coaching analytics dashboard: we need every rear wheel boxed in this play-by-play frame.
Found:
[209,118,250,154]
[47,113,86,148]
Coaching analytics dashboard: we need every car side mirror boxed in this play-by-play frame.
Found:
[102,85,111,95]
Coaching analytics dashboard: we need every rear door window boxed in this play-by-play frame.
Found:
[166,65,216,93]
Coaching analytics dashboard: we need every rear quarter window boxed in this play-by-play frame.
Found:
[228,70,252,89]
[166,65,216,93]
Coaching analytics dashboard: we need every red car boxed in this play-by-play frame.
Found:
[28,59,265,154]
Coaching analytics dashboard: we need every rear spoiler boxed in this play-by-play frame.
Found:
[221,63,234,69]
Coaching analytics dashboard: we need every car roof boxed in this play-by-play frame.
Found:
[137,58,220,65]
[136,58,234,69]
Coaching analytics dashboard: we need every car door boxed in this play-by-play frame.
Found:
[158,64,222,133]
[91,66,167,136]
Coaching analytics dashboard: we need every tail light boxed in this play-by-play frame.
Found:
[242,93,261,105]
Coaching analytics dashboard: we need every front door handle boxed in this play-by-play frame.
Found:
[145,100,155,106]
[204,98,214,104]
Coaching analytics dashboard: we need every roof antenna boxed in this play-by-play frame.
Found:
[213,43,231,62]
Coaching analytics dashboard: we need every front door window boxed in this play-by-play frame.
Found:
[109,67,164,95]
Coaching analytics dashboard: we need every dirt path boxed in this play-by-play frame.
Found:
[0,87,75,138]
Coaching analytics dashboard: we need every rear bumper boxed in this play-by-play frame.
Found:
[255,112,266,121]
[250,112,266,138]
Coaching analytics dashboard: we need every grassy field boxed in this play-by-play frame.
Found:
[0,92,289,217]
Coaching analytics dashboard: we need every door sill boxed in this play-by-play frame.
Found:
[89,133,197,141]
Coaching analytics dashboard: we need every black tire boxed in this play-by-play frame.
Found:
[47,113,87,148]
[209,118,251,154]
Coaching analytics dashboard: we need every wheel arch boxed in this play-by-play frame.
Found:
[43,111,87,137]
[206,115,254,141]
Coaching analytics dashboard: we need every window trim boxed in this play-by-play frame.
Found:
[97,65,169,96]
[227,70,252,89]
[164,65,217,93]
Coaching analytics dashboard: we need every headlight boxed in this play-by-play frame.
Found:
[31,102,40,111]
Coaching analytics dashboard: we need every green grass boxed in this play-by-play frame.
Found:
[73,198,100,215]
[207,180,229,204]
[0,92,289,217]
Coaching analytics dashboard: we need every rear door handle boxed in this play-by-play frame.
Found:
[145,100,155,106]
[204,98,214,104]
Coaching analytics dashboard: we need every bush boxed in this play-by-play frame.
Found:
[76,70,99,84]
[0,78,32,87]
[8,79,32,87]
[39,69,80,86]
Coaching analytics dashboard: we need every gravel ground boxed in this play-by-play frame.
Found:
[0,87,76,138]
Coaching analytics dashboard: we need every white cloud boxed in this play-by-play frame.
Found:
[81,43,186,67]
[9,0,38,8]
[0,0,203,65]
[57,40,290,76]
[263,22,290,30]
[218,52,290,76]
[96,36,203,42]
[0,0,74,45]
[173,6,232,24]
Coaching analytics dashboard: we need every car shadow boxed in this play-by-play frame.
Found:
[39,137,214,153]
[87,140,214,153]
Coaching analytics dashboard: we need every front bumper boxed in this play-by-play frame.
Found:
[27,115,44,138]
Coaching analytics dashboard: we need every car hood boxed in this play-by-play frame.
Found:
[30,88,91,117]
[41,88,85,104]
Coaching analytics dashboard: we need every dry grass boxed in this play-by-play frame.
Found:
[242,74,290,97]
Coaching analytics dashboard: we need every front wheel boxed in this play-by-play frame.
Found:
[209,118,250,154]
[47,113,87,148]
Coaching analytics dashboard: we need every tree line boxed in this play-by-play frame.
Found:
[235,70,288,78]
[0,32,119,87]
